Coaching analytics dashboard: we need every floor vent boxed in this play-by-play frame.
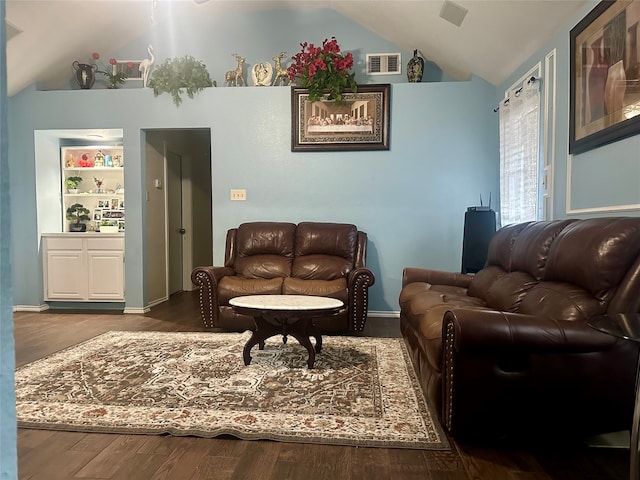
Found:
[366,53,401,75]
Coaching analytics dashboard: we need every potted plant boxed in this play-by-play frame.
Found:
[66,203,91,232]
[149,55,215,107]
[65,176,83,194]
[287,37,357,102]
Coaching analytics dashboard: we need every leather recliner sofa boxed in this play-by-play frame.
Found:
[400,217,640,441]
[191,221,375,333]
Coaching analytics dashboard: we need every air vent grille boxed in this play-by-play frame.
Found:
[366,53,401,75]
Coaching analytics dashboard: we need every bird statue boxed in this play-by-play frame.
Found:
[139,45,155,88]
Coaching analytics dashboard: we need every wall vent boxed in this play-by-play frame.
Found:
[366,53,401,75]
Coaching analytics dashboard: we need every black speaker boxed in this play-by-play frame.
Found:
[461,209,496,274]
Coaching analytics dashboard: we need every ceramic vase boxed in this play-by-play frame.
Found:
[407,50,424,83]
[72,62,96,89]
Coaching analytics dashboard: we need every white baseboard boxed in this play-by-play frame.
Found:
[13,304,50,312]
[123,306,151,314]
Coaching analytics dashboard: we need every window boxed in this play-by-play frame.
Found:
[499,74,541,225]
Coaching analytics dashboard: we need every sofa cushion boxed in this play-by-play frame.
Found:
[544,218,640,302]
[485,222,531,271]
[295,222,357,261]
[234,222,295,278]
[282,277,348,303]
[518,281,605,320]
[467,265,505,301]
[510,219,577,280]
[218,276,283,305]
[485,271,538,312]
[292,254,353,280]
[235,255,292,279]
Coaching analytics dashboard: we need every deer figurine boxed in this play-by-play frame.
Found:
[272,52,290,86]
[224,53,246,87]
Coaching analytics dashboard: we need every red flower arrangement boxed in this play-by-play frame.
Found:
[287,37,357,102]
[92,52,132,89]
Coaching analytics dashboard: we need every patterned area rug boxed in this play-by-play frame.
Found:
[15,331,449,450]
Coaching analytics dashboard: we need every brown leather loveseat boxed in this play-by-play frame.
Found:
[400,217,640,441]
[192,221,375,333]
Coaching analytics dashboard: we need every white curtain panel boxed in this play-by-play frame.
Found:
[499,81,540,226]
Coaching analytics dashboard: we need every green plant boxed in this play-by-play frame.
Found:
[149,55,216,107]
[65,176,83,190]
[287,37,357,102]
[66,203,91,225]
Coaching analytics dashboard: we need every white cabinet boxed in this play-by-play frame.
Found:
[43,234,125,302]
[61,146,124,233]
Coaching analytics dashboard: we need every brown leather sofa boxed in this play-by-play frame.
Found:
[400,217,640,441]
[191,221,375,333]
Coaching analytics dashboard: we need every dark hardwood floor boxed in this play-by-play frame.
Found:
[14,291,629,479]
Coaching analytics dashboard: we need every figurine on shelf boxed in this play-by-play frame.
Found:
[94,177,104,193]
[94,150,105,167]
[272,52,290,86]
[224,53,246,87]
[66,153,75,168]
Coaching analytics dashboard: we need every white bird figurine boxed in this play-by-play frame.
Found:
[139,45,155,88]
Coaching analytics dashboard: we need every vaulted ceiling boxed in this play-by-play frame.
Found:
[5,0,587,96]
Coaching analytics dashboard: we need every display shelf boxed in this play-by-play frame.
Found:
[61,146,125,233]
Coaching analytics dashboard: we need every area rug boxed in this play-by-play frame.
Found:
[15,331,449,450]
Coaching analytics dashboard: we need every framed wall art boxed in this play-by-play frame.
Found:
[291,84,390,152]
[570,0,640,154]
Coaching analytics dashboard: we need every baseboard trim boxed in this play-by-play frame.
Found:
[123,306,151,314]
[13,304,50,312]
[368,310,400,318]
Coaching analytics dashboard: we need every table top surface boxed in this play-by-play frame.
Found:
[229,295,343,311]
[588,314,640,342]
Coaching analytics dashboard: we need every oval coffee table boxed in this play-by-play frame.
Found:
[229,295,344,369]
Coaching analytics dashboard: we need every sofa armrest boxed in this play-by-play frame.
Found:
[443,309,619,354]
[441,308,630,439]
[347,267,376,332]
[191,266,235,328]
[402,267,472,289]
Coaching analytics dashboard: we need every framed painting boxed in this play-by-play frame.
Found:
[291,84,390,152]
[570,0,640,154]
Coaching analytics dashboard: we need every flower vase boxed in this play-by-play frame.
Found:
[72,62,97,89]
[407,50,424,83]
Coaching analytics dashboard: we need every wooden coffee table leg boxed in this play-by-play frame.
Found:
[243,316,279,366]
[288,318,318,369]
[308,322,322,353]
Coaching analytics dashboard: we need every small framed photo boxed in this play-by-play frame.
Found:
[119,200,125,209]
[93,210,102,221]
[110,198,119,210]
[102,209,125,220]
[97,200,109,208]
[117,220,125,232]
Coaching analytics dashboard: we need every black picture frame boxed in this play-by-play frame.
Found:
[570,0,640,154]
[291,84,390,152]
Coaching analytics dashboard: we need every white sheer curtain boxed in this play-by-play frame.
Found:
[499,80,540,225]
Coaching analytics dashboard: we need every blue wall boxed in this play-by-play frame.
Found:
[8,7,499,313]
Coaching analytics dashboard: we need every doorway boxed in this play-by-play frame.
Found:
[144,129,212,307]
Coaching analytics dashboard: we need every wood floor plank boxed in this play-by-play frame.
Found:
[149,448,210,480]
[73,435,150,479]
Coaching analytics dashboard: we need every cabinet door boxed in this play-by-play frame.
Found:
[45,250,87,300]
[87,250,124,300]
